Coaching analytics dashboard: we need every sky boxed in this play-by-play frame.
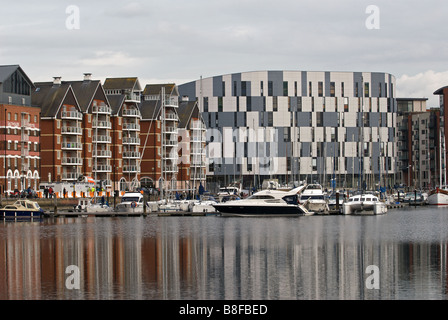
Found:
[1,0,447,107]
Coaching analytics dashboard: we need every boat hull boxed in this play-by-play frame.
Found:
[213,204,307,217]
[1,209,43,218]
[427,191,448,205]
[342,201,387,215]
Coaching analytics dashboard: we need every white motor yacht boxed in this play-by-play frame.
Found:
[213,186,311,217]
[115,192,147,212]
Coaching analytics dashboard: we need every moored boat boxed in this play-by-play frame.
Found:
[427,186,448,205]
[213,186,311,217]
[299,183,329,213]
[342,192,387,215]
[0,199,45,219]
[115,192,147,212]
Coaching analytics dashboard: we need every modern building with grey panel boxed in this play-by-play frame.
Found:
[178,71,397,191]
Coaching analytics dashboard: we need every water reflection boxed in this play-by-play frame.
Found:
[1,207,448,300]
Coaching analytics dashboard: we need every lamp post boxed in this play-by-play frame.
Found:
[408,164,412,192]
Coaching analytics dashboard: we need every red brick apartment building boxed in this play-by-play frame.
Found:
[0,65,40,195]
[139,84,206,196]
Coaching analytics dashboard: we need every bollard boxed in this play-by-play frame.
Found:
[336,192,340,211]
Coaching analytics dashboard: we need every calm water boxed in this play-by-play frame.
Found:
[2,206,448,300]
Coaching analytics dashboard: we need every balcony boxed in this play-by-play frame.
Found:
[62,172,79,180]
[62,142,82,150]
[62,111,83,120]
[62,157,83,165]
[93,135,112,143]
[191,156,204,165]
[92,105,112,114]
[164,126,178,133]
[124,93,141,103]
[123,151,141,159]
[93,150,112,158]
[123,165,139,173]
[62,126,82,135]
[163,165,178,173]
[92,120,112,129]
[163,113,178,121]
[122,109,140,117]
[123,123,140,131]
[191,148,205,155]
[123,137,140,145]
[93,165,112,172]
[164,152,179,160]
[163,140,177,147]
[165,97,179,107]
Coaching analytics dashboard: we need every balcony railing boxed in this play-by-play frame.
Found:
[125,93,141,103]
[163,165,178,172]
[61,111,83,120]
[93,165,112,172]
[164,126,177,133]
[62,172,79,180]
[165,97,178,107]
[123,123,140,131]
[62,142,82,150]
[163,113,178,121]
[164,152,179,160]
[122,109,140,117]
[123,137,140,145]
[62,126,82,135]
[163,140,177,146]
[93,135,112,143]
[62,157,83,165]
[123,151,141,158]
[92,105,112,114]
[92,120,112,129]
[93,150,112,158]
[123,165,139,173]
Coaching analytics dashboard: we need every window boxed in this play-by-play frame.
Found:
[268,81,273,96]
[218,97,223,112]
[341,82,345,97]
[273,97,278,112]
[330,82,335,97]
[318,82,323,97]
[260,81,264,96]
[309,82,312,97]
[364,83,370,97]
[283,81,288,96]
[222,81,226,96]
[241,81,247,97]
[203,97,209,112]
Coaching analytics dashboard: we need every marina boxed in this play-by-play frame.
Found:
[1,204,448,300]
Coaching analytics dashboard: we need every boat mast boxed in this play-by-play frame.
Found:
[161,86,165,201]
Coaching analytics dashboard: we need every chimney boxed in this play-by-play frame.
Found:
[83,73,92,82]
[53,77,62,86]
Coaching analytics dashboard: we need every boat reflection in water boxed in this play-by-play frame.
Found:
[1,207,448,299]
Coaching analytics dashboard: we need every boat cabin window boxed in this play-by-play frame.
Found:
[249,195,275,200]
[300,195,325,200]
[26,203,35,209]
[121,196,141,202]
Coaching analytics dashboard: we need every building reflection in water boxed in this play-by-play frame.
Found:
[1,215,448,299]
